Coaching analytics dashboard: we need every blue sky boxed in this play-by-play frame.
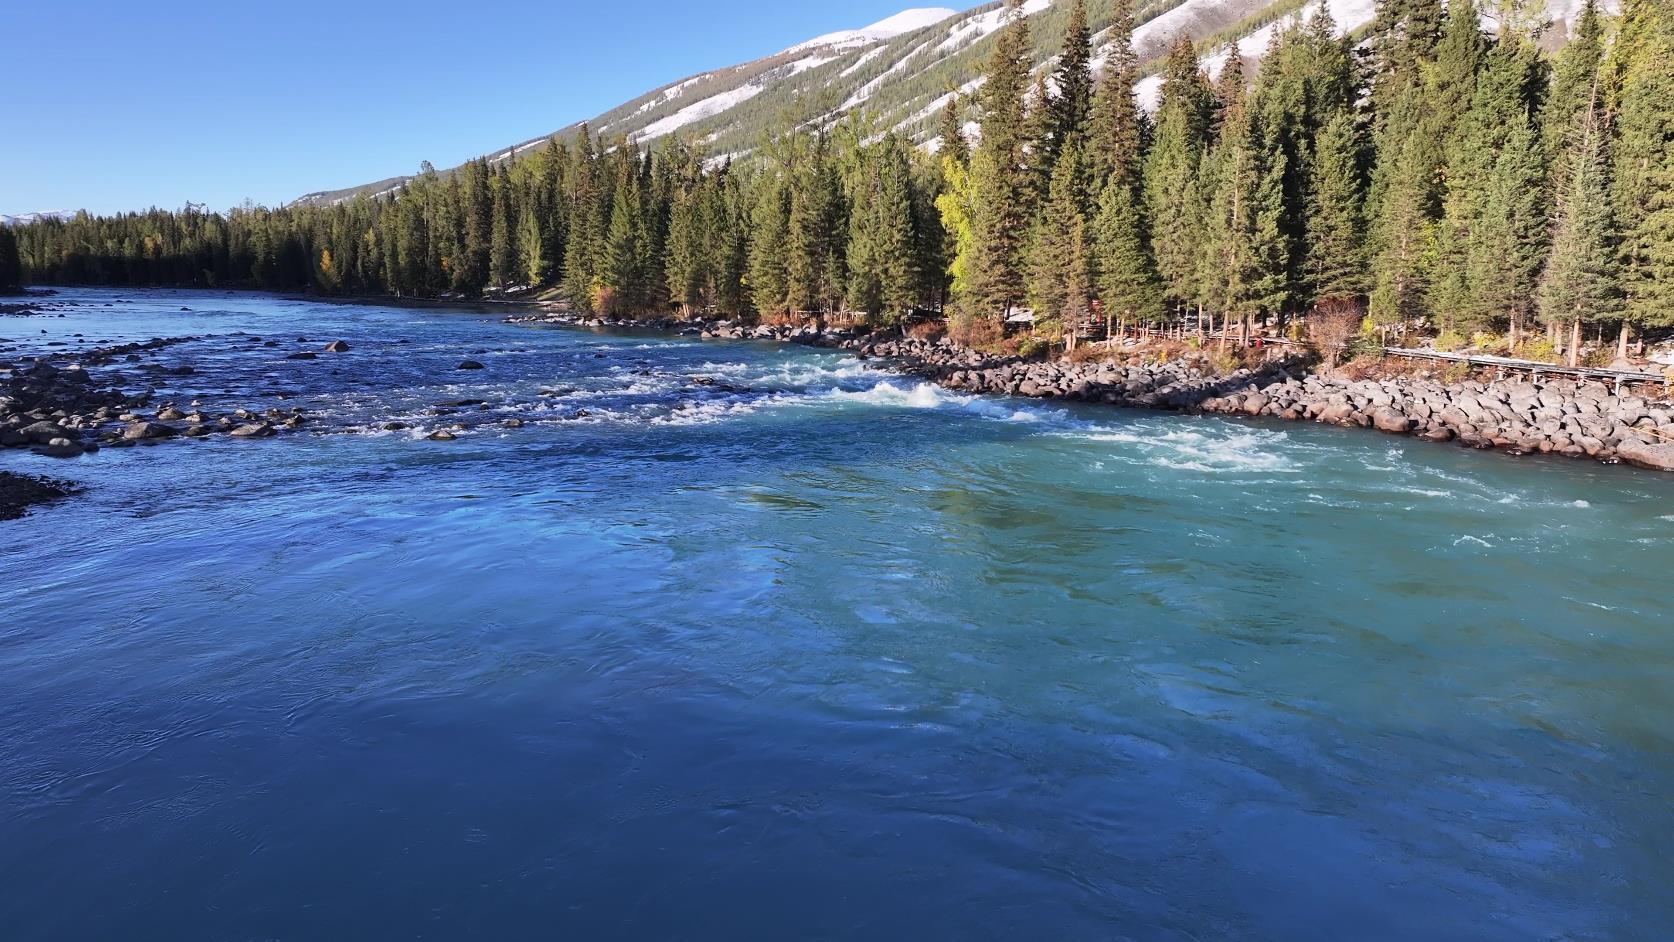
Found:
[3,0,927,216]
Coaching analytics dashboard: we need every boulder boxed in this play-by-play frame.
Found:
[323,340,351,353]
[229,423,275,438]
[427,430,457,441]
[121,421,177,441]
[1617,440,1674,472]
[456,360,485,371]
[1372,407,1415,434]
[1317,401,1357,425]
[19,420,70,444]
[286,351,317,360]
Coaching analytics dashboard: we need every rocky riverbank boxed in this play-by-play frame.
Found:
[515,310,1674,473]
[0,335,311,459]
[862,335,1674,472]
[0,471,79,520]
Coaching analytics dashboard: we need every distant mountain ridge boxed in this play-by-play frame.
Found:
[291,0,1610,208]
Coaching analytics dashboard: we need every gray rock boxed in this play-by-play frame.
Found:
[1617,440,1674,472]
[19,420,70,444]
[121,421,177,441]
[229,423,275,438]
[456,360,485,370]
[1372,407,1415,434]
[323,340,351,352]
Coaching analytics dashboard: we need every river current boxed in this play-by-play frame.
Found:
[3,289,1672,940]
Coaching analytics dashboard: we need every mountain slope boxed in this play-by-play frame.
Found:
[293,0,1610,207]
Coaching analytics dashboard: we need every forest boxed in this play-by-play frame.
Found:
[7,0,1673,366]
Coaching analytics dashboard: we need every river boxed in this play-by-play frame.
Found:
[3,288,1672,940]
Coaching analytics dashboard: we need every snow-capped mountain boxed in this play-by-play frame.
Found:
[0,211,75,226]
[293,0,1610,207]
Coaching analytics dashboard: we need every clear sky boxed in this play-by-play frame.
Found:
[2,0,927,217]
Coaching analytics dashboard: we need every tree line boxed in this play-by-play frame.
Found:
[9,0,1673,364]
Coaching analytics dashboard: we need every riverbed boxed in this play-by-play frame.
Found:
[3,288,1672,940]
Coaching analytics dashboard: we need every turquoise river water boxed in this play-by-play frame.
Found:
[2,289,1672,940]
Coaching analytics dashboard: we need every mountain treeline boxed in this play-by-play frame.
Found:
[11,0,1674,363]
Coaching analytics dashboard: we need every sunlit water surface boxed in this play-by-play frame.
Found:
[3,289,1672,941]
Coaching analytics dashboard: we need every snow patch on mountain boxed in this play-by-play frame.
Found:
[936,0,1051,54]
[638,83,770,141]
[784,7,960,54]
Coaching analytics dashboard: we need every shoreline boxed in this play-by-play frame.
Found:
[6,289,1672,512]
[512,309,1674,475]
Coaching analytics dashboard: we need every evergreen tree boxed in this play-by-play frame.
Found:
[1047,0,1093,165]
[748,169,791,316]
[966,0,1034,319]
[563,127,604,311]
[1467,120,1548,336]
[1541,0,1606,188]
[517,203,546,287]
[1089,0,1146,193]
[1430,24,1542,331]
[0,224,21,293]
[601,149,647,313]
[1092,173,1164,324]
[1144,36,1215,315]
[1608,0,1674,338]
[1306,110,1368,304]
[456,158,493,294]
[937,93,967,166]
[846,135,919,319]
[1539,82,1619,366]
[489,165,518,288]
[1026,141,1094,327]
[1202,81,1290,335]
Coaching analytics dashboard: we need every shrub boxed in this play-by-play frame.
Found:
[1017,336,1052,360]
[1309,299,1363,368]
[1434,330,1467,352]
[1515,336,1560,364]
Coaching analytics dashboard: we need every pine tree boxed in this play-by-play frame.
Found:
[1048,0,1093,163]
[846,135,919,320]
[517,203,546,287]
[563,127,604,311]
[966,0,1034,319]
[456,158,493,294]
[0,224,21,293]
[1093,173,1164,324]
[1370,0,1444,111]
[1026,141,1094,328]
[1202,76,1291,338]
[601,149,646,313]
[1608,0,1674,338]
[1306,110,1368,304]
[937,93,967,166]
[1430,25,1542,331]
[1539,83,1619,366]
[1089,0,1145,193]
[1541,0,1606,189]
[784,136,846,314]
[1024,72,1058,206]
[1144,36,1215,315]
[1466,120,1548,337]
[748,169,791,316]
[665,180,708,314]
[489,165,518,288]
